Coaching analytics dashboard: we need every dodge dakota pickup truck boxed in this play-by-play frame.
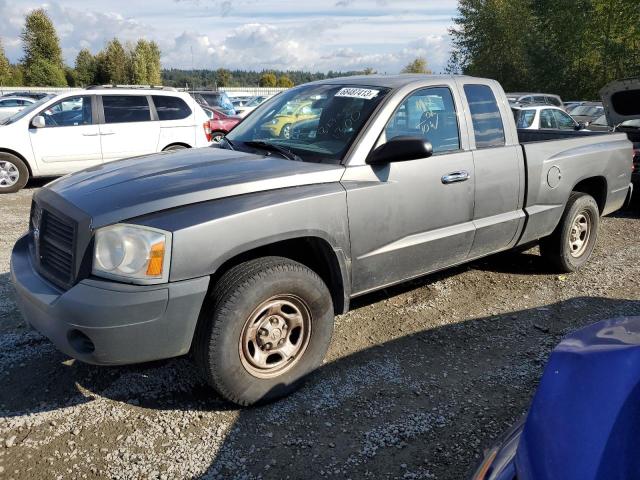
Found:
[10,75,635,405]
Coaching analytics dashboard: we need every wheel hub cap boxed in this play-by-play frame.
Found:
[0,161,19,188]
[569,211,591,257]
[239,295,311,379]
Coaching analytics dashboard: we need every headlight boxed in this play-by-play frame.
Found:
[92,224,172,284]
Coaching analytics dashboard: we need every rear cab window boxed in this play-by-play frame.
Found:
[152,95,192,121]
[102,95,151,124]
[463,84,505,148]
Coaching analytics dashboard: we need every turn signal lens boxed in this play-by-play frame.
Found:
[146,241,165,276]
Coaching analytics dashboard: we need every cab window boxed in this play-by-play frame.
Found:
[382,87,460,154]
[463,84,505,148]
[540,109,558,129]
[41,96,93,127]
[103,95,151,123]
[553,109,577,130]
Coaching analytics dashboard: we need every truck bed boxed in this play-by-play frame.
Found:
[516,130,632,246]
[517,128,609,143]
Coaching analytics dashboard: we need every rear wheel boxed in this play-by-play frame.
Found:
[194,256,334,406]
[540,192,599,272]
[0,153,29,194]
[163,144,188,152]
[211,131,225,143]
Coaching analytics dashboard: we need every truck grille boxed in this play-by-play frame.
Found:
[32,203,77,288]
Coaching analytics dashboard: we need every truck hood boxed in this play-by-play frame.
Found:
[45,146,345,228]
[600,77,640,126]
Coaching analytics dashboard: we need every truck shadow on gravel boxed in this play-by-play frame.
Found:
[198,296,640,479]
[3,292,639,479]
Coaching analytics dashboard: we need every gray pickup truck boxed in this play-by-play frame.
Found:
[10,75,635,405]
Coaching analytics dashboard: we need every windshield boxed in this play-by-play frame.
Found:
[591,114,608,126]
[1,94,55,125]
[226,84,390,163]
[572,105,603,116]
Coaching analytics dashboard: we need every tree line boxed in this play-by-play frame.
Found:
[162,58,431,89]
[448,0,640,99]
[0,8,161,87]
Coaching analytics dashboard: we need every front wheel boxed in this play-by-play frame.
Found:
[0,153,29,194]
[540,192,600,272]
[194,256,334,406]
[280,123,291,139]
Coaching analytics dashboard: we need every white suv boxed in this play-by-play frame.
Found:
[0,88,211,193]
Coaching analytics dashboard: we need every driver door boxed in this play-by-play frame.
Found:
[29,95,102,174]
[345,86,475,294]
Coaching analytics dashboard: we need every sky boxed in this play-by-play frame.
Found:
[1,0,460,74]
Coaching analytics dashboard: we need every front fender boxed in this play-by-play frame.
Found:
[134,183,351,286]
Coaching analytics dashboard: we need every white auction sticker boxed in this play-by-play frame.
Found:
[335,87,380,100]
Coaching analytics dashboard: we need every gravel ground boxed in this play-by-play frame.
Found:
[1,183,639,480]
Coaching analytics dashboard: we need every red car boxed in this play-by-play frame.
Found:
[202,106,241,143]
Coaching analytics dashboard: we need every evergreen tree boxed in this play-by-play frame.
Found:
[21,9,67,86]
[75,48,97,86]
[131,40,150,84]
[103,38,128,84]
[147,41,162,85]
[0,40,10,86]
[216,68,231,87]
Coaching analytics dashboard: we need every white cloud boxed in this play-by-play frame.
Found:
[0,0,457,74]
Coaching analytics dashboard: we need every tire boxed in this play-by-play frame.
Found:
[211,131,225,143]
[163,144,188,152]
[0,152,29,194]
[540,192,600,272]
[194,256,334,406]
[280,124,291,139]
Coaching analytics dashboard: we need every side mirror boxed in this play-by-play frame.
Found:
[367,136,433,165]
[31,115,46,128]
[575,121,586,130]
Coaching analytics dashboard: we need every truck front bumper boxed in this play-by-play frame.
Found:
[10,234,210,365]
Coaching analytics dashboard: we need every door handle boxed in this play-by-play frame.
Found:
[441,171,470,184]
[82,133,99,136]
[100,131,115,136]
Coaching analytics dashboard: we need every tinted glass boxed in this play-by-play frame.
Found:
[516,109,536,128]
[540,109,557,129]
[42,96,93,127]
[152,95,192,120]
[592,115,608,126]
[0,99,20,107]
[464,84,505,148]
[546,96,562,107]
[103,95,150,123]
[553,110,576,129]
[384,87,460,154]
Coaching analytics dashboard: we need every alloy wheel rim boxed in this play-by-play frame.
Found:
[569,210,591,257]
[239,294,312,379]
[0,161,19,188]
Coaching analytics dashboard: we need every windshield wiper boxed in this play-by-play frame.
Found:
[243,140,303,162]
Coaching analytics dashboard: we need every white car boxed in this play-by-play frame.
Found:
[512,105,581,130]
[235,95,271,118]
[0,97,36,122]
[0,88,211,193]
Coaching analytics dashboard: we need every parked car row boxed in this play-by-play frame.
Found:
[0,87,211,193]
